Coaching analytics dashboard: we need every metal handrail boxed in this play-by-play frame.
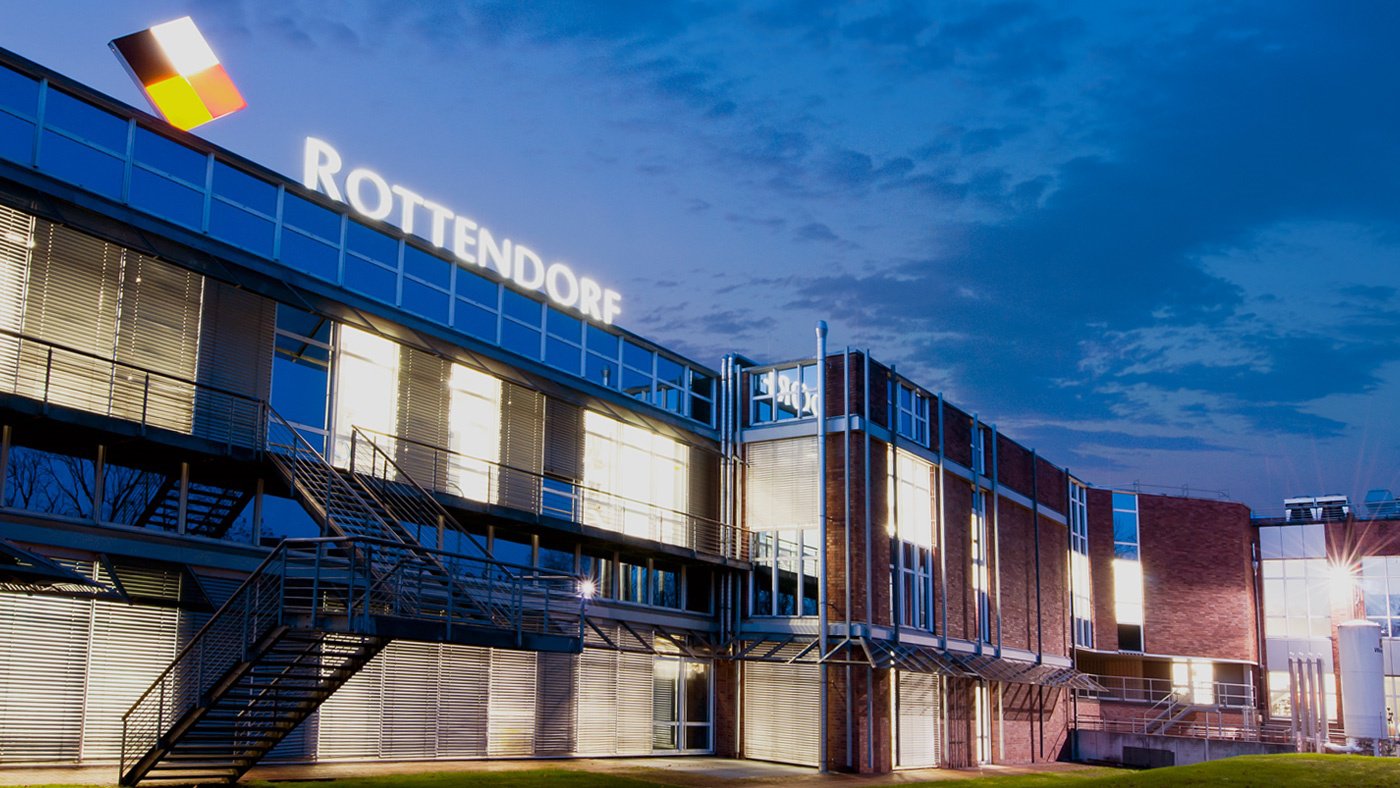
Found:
[1075,673,1257,710]
[120,535,584,783]
[0,326,264,449]
[351,426,747,560]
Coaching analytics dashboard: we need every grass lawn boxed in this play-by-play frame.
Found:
[17,754,1399,788]
[905,754,1399,787]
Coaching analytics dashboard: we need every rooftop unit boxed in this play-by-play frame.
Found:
[1283,495,1350,523]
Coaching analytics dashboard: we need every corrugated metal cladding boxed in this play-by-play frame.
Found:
[741,656,820,766]
[744,437,818,531]
[896,670,943,768]
[315,626,660,760]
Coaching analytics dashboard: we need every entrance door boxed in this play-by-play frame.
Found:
[652,658,712,752]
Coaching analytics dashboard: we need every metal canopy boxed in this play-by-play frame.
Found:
[0,536,109,595]
[727,632,1100,689]
[584,615,721,659]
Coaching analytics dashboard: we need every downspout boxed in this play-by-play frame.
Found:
[863,351,874,771]
[816,322,829,774]
[843,347,853,770]
[973,413,982,656]
[937,393,947,652]
[1031,451,1043,759]
[992,424,1001,658]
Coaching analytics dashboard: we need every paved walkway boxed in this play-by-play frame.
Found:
[0,756,1103,786]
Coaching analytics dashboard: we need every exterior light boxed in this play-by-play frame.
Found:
[579,578,597,599]
[1328,560,1357,608]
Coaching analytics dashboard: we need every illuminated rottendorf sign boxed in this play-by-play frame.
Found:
[303,137,622,325]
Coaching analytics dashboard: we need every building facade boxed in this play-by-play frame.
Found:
[0,46,1394,784]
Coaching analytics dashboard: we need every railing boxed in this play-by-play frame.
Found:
[351,427,748,561]
[0,326,264,450]
[120,535,584,779]
[1077,714,1292,744]
[1076,673,1256,709]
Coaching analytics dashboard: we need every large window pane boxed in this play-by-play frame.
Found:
[44,90,126,152]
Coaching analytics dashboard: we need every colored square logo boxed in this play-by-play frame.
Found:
[110,16,245,131]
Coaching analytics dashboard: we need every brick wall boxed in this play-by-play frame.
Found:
[1087,488,1120,651]
[1138,494,1256,661]
[942,473,973,641]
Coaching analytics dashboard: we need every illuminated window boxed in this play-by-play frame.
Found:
[582,411,688,545]
[1069,481,1093,648]
[1112,492,1144,651]
[331,325,400,467]
[445,362,501,503]
[971,490,991,643]
[1171,659,1215,705]
[1261,558,1332,638]
[1359,556,1400,637]
[895,383,930,445]
[889,447,935,631]
[974,682,991,764]
[1268,668,1339,722]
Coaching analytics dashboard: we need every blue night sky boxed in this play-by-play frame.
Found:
[7,1,1398,514]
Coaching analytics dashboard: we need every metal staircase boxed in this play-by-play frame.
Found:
[120,407,585,786]
[133,477,252,538]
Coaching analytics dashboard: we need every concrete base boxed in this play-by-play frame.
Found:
[1075,729,1295,768]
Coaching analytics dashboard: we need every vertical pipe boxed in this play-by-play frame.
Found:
[861,351,873,771]
[991,425,1001,657]
[842,347,853,770]
[176,460,190,534]
[816,321,829,773]
[863,351,873,626]
[937,393,947,651]
[1032,451,1042,661]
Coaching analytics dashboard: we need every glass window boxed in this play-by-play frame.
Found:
[621,366,651,401]
[586,324,619,358]
[538,543,575,574]
[0,112,33,164]
[586,353,619,389]
[581,553,613,598]
[457,269,496,306]
[750,364,820,423]
[546,336,582,373]
[347,219,398,266]
[39,131,122,198]
[133,127,205,184]
[453,298,496,341]
[279,229,339,281]
[501,320,541,359]
[656,356,684,388]
[0,65,39,117]
[502,288,542,325]
[344,256,397,300]
[492,536,532,568]
[402,278,449,323]
[404,246,451,289]
[623,340,652,372]
[620,560,648,604]
[129,169,203,229]
[211,161,276,215]
[272,306,332,435]
[654,564,680,609]
[546,308,582,342]
[208,201,275,257]
[282,193,340,240]
[44,89,126,152]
